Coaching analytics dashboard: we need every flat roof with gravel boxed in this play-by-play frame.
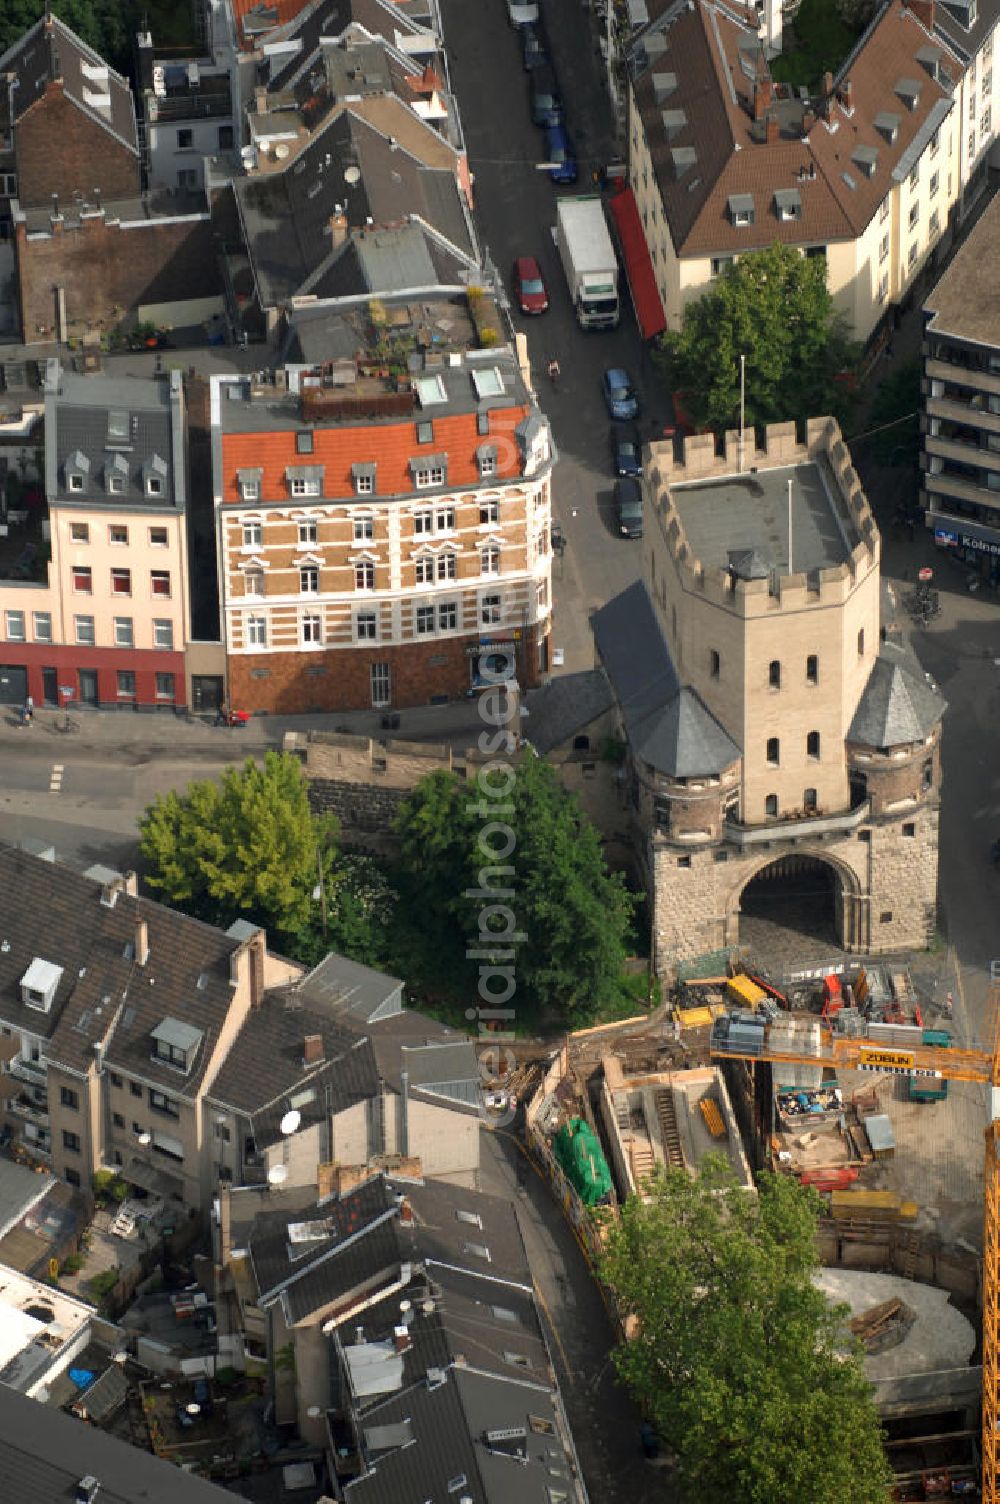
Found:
[671,461,854,576]
[924,191,1000,348]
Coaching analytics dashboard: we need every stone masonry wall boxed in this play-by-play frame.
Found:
[651,806,940,974]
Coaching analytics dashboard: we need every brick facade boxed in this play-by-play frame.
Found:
[228,624,545,713]
[15,212,218,342]
[14,84,140,208]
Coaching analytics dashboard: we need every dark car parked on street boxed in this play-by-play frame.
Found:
[522,23,549,69]
[530,65,564,127]
[614,477,643,538]
[610,423,643,477]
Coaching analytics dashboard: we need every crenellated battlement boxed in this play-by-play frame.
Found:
[646,417,879,617]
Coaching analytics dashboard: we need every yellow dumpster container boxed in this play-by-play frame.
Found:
[726,974,768,1011]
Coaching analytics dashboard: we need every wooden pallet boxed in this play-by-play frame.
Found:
[699,1097,727,1139]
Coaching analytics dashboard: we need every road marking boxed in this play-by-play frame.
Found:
[50,764,64,792]
[533,1276,574,1383]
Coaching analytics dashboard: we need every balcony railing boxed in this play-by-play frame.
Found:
[723,799,871,847]
[147,93,231,123]
[8,1093,48,1123]
[7,1053,47,1085]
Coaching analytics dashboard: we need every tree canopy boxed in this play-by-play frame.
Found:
[0,1,195,75]
[139,752,338,942]
[600,1156,893,1504]
[392,753,636,1026]
[658,242,857,432]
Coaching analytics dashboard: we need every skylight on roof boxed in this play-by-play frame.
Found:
[288,1087,317,1110]
[288,1218,335,1244]
[471,366,504,400]
[107,410,130,442]
[414,373,447,406]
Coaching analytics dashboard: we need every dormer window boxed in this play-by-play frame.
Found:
[143,454,168,499]
[728,193,755,227]
[411,455,447,490]
[151,1017,203,1075]
[20,957,63,1013]
[851,145,878,180]
[237,468,262,502]
[875,111,900,144]
[286,465,323,498]
[106,453,129,496]
[895,77,922,112]
[774,188,801,221]
[477,444,498,478]
[352,462,376,495]
[65,450,90,493]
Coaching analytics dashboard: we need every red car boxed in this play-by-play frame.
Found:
[512,255,549,315]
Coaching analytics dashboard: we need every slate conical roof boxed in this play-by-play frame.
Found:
[727,546,771,580]
[848,645,946,749]
[634,687,740,779]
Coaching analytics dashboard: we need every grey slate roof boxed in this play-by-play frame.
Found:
[344,1365,575,1504]
[46,368,184,511]
[399,1039,481,1113]
[523,669,615,754]
[206,1001,379,1142]
[298,952,403,1024]
[0,1385,236,1504]
[235,106,474,309]
[0,1159,54,1241]
[0,14,138,152]
[848,642,946,748]
[593,580,741,776]
[0,849,245,1098]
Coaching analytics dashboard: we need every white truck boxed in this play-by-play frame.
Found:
[555,195,620,331]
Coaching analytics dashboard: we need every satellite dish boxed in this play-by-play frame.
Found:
[267,1164,288,1186]
[344,164,361,185]
[137,1131,151,1146]
[307,1405,322,1419]
[273,143,290,160]
[280,1109,301,1136]
[186,1402,201,1416]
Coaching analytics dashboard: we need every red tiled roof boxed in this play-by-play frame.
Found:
[230,0,313,45]
[220,406,531,503]
[633,0,957,257]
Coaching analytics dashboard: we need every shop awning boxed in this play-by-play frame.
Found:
[607,187,667,342]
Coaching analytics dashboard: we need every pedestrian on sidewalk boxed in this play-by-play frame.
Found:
[20,695,33,726]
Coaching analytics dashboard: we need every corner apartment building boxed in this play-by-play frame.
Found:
[626,0,961,345]
[921,188,1000,579]
[211,294,554,712]
[594,419,945,969]
[0,363,190,711]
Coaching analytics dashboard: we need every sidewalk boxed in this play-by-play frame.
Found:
[0,698,492,758]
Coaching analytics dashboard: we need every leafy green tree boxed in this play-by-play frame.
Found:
[294,853,398,969]
[392,753,635,1025]
[864,357,920,465]
[139,752,337,941]
[657,242,857,432]
[600,1156,893,1504]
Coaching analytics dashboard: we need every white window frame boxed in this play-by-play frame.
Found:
[109,523,129,545]
[371,663,391,708]
[246,615,268,647]
[299,565,319,594]
[114,616,134,648]
[414,553,434,585]
[5,609,25,642]
[290,477,321,498]
[355,559,375,591]
[75,614,95,646]
[438,600,458,631]
[415,466,445,490]
[32,611,52,644]
[355,611,378,642]
[480,543,501,577]
[153,618,174,650]
[353,516,375,542]
[415,603,436,635]
[414,509,433,535]
[435,506,455,532]
[297,519,318,545]
[240,479,260,502]
[437,551,457,581]
[242,521,262,548]
[301,612,322,645]
[481,593,502,626]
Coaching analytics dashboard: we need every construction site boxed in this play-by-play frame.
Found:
[523,950,994,1503]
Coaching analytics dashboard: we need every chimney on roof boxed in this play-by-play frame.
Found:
[135,918,149,967]
[249,931,265,1009]
[303,1033,324,1065]
[765,113,779,144]
[908,0,936,27]
[753,76,773,121]
[254,85,268,116]
[394,1325,412,1353]
[328,211,349,250]
[840,78,854,112]
[802,108,816,135]
[398,1197,413,1226]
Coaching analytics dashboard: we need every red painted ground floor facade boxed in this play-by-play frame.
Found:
[0,642,187,712]
[226,624,550,714]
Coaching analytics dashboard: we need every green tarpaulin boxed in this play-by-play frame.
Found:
[553,1118,613,1207]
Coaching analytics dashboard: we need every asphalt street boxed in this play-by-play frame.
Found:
[441,0,666,672]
